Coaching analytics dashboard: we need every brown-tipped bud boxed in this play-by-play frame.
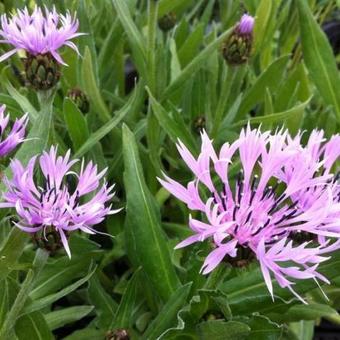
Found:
[193,116,206,134]
[106,329,130,340]
[158,12,176,31]
[67,87,90,114]
[24,52,61,90]
[221,14,255,65]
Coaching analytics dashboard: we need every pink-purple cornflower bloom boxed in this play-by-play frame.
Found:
[159,126,340,302]
[0,6,83,65]
[0,104,28,156]
[237,14,255,35]
[0,146,121,257]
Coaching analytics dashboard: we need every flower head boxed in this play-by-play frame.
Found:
[159,126,340,302]
[0,6,83,65]
[0,146,121,257]
[0,104,28,157]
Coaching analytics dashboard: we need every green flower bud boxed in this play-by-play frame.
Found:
[221,14,255,65]
[158,12,176,31]
[67,87,90,114]
[24,52,61,90]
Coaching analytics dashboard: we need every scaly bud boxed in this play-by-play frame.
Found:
[68,88,90,114]
[24,53,61,90]
[221,14,255,65]
[158,12,176,31]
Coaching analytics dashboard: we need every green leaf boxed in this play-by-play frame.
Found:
[15,312,53,340]
[158,0,188,17]
[246,315,282,340]
[74,82,143,158]
[29,256,92,300]
[0,228,28,281]
[163,27,232,98]
[64,328,105,340]
[123,125,180,301]
[170,38,181,82]
[144,283,192,339]
[0,278,18,326]
[237,55,290,119]
[23,263,96,315]
[160,289,232,339]
[45,306,94,330]
[288,321,314,340]
[233,99,310,128]
[13,91,55,167]
[296,0,340,118]
[0,249,49,339]
[196,320,250,340]
[4,80,38,121]
[271,303,338,323]
[221,250,340,316]
[88,274,118,329]
[147,89,197,153]
[112,0,147,78]
[253,0,273,54]
[113,268,141,329]
[63,98,89,150]
[82,47,111,122]
[178,24,204,67]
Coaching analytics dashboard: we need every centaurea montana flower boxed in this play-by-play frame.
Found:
[0,104,28,157]
[159,126,340,302]
[0,146,121,257]
[0,6,82,64]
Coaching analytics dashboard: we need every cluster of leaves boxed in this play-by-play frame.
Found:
[0,0,339,339]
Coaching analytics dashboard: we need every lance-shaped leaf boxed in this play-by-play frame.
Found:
[297,0,340,118]
[143,283,192,339]
[123,125,180,301]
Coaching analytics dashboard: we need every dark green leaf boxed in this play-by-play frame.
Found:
[45,306,94,330]
[63,98,89,150]
[237,56,290,119]
[88,274,118,329]
[15,312,53,340]
[123,125,180,301]
[297,0,340,118]
[196,320,250,340]
[144,283,192,339]
[112,268,141,329]
[148,89,197,153]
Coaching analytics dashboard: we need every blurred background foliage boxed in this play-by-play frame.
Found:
[0,0,339,339]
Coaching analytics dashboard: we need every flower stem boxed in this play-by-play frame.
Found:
[14,89,55,166]
[211,66,238,137]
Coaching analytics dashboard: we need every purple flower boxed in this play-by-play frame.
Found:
[0,6,83,65]
[237,14,255,35]
[281,130,340,242]
[159,126,339,302]
[0,146,121,258]
[0,105,28,156]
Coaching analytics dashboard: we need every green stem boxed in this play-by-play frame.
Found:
[211,66,238,137]
[147,0,159,96]
[14,89,55,166]
[0,249,49,340]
